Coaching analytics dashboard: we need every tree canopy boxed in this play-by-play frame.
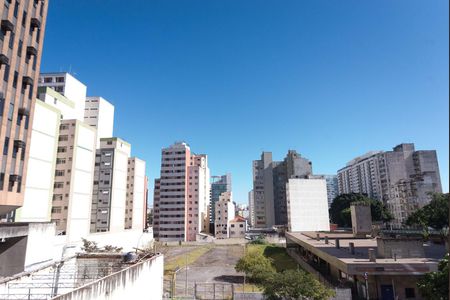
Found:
[329,193,392,227]
[235,249,275,284]
[405,193,449,230]
[417,253,449,300]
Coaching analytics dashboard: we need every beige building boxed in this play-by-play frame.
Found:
[0,0,49,216]
[214,191,235,239]
[51,119,97,241]
[229,216,247,238]
[125,157,146,230]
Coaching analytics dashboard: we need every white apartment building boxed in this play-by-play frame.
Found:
[15,100,60,222]
[84,96,114,147]
[286,178,330,232]
[214,192,235,239]
[125,157,146,231]
[90,138,131,233]
[248,190,255,227]
[52,119,97,241]
[38,73,87,121]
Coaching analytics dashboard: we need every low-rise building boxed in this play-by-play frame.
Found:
[214,192,235,239]
[229,216,247,238]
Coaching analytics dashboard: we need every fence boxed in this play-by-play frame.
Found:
[163,282,264,300]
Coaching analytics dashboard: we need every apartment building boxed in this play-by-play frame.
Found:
[209,173,231,231]
[229,216,247,238]
[252,150,313,228]
[90,138,131,233]
[125,157,146,231]
[15,99,60,222]
[153,142,210,242]
[214,191,235,239]
[38,73,87,121]
[0,0,48,216]
[248,190,254,227]
[337,143,442,226]
[286,178,330,232]
[84,96,114,147]
[317,174,339,208]
[51,119,97,241]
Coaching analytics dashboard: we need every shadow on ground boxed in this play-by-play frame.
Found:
[213,275,244,284]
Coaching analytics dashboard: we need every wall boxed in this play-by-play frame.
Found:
[52,254,164,300]
[131,158,146,230]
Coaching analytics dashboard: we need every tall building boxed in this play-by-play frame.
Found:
[153,142,210,242]
[286,178,330,232]
[125,157,146,230]
[252,150,312,228]
[248,190,255,227]
[84,96,114,147]
[38,73,87,121]
[0,0,49,216]
[214,191,235,239]
[90,138,131,233]
[317,174,339,208]
[337,143,442,226]
[209,173,231,230]
[51,119,97,240]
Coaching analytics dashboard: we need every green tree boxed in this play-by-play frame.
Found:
[405,193,449,230]
[235,249,275,284]
[329,193,392,227]
[263,269,335,300]
[417,253,449,300]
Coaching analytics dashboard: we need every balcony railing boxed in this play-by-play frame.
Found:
[1,20,14,32]
[0,54,9,66]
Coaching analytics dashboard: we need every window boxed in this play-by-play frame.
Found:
[56,158,66,164]
[17,40,23,57]
[9,32,15,49]
[405,288,415,298]
[8,103,14,121]
[22,11,27,27]
[3,64,10,82]
[56,77,64,83]
[12,71,18,88]
[13,1,19,18]
[3,137,9,155]
[59,124,69,130]
[44,77,52,83]
[58,135,68,142]
[53,194,63,201]
[0,96,4,116]
[55,170,65,177]
[51,207,62,214]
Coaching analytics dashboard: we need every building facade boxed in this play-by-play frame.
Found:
[214,191,235,239]
[0,0,49,216]
[229,216,247,238]
[209,173,231,231]
[317,174,339,208]
[90,138,131,233]
[153,142,210,242]
[125,157,146,230]
[337,144,442,226]
[84,96,114,147]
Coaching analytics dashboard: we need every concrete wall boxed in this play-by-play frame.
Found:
[52,254,164,300]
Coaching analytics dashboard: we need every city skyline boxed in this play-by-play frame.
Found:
[40,0,449,204]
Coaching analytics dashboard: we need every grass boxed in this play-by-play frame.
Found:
[247,244,299,272]
[164,245,212,275]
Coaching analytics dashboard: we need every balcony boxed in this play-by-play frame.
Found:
[14,140,26,149]
[18,107,29,116]
[30,18,41,29]
[22,76,34,86]
[9,175,21,182]
[26,46,38,57]
[1,20,14,32]
[0,54,9,66]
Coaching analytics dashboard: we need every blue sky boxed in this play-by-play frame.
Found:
[41,0,449,204]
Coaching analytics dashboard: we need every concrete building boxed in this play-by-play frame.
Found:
[286,178,330,232]
[318,174,339,208]
[38,73,87,121]
[51,119,97,241]
[252,150,313,228]
[125,157,146,230]
[0,0,49,216]
[84,96,114,147]
[229,216,247,238]
[214,192,235,239]
[286,231,446,300]
[15,100,60,222]
[209,173,231,231]
[153,142,210,242]
[90,138,131,233]
[248,190,255,227]
[337,143,442,226]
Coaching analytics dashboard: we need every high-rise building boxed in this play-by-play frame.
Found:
[38,73,87,121]
[84,96,114,147]
[248,190,255,227]
[90,138,131,233]
[286,178,330,232]
[252,150,312,228]
[209,173,231,230]
[317,175,339,208]
[0,0,49,216]
[153,142,210,242]
[214,191,235,239]
[125,157,146,230]
[337,143,442,226]
[14,100,60,222]
[51,119,97,240]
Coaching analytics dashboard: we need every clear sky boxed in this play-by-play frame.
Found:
[41,0,449,204]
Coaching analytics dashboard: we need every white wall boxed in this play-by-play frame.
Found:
[64,73,87,121]
[286,179,330,232]
[131,158,146,230]
[110,146,130,233]
[16,101,60,222]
